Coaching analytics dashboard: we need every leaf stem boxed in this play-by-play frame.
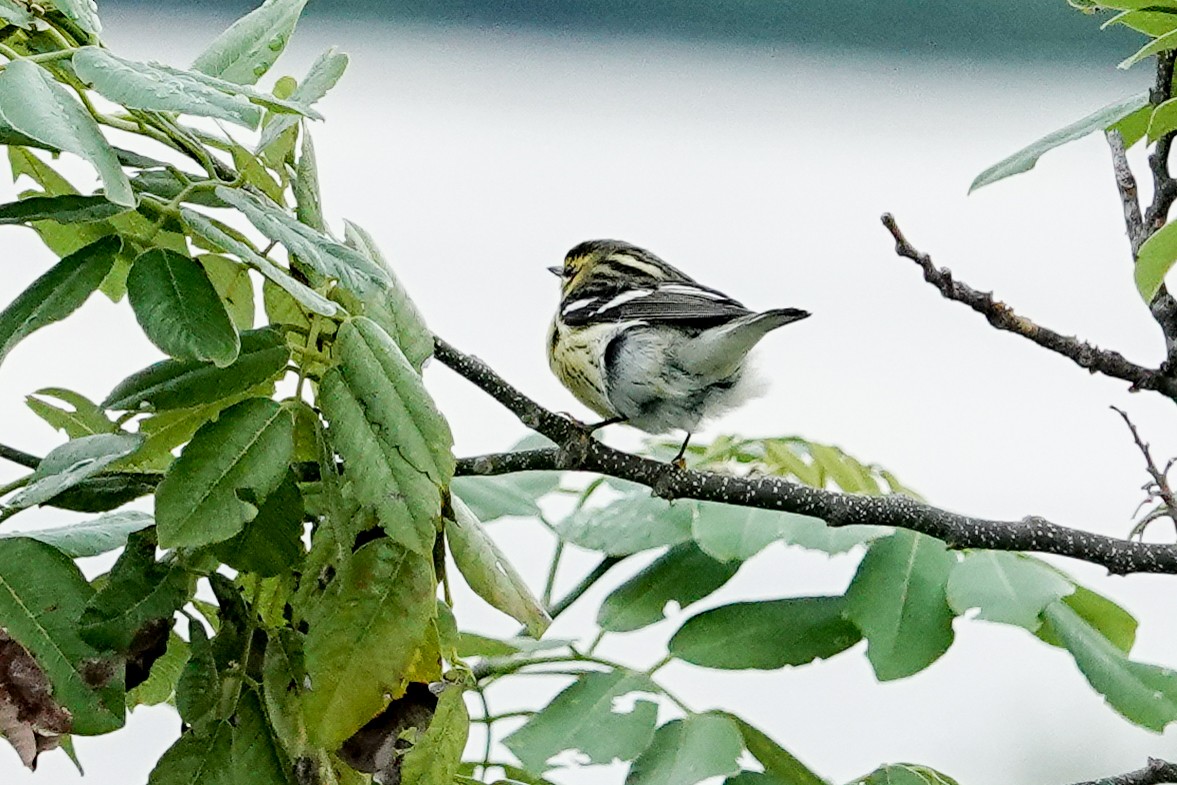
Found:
[541,539,564,608]
[0,473,32,499]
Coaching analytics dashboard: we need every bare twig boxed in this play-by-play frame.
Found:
[1069,758,1177,785]
[1141,50,1177,366]
[881,214,1177,400]
[434,336,1177,575]
[1113,406,1177,539]
[1106,129,1145,255]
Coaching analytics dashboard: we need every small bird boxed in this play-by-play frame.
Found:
[546,239,810,463]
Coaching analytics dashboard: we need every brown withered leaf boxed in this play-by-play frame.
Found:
[0,629,72,769]
[338,681,437,785]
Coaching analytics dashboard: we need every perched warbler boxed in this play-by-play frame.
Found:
[546,239,810,461]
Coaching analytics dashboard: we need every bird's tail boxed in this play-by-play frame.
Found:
[676,307,810,379]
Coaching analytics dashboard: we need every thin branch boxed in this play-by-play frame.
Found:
[1142,50,1177,366]
[1106,129,1145,255]
[435,336,1177,576]
[1069,758,1177,785]
[881,214,1177,400]
[1113,406,1177,538]
[0,444,40,470]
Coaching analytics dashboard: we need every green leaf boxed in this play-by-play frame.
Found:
[213,473,304,576]
[73,47,263,129]
[1121,27,1177,69]
[1043,601,1177,731]
[227,689,292,783]
[214,186,388,298]
[192,0,309,86]
[127,248,240,367]
[669,596,860,670]
[146,720,232,785]
[1037,585,1137,654]
[625,714,743,785]
[0,194,126,225]
[199,255,255,331]
[559,494,695,556]
[44,0,101,36]
[721,714,827,785]
[103,327,289,411]
[691,503,888,561]
[26,387,118,438]
[262,628,308,759]
[130,170,231,208]
[302,539,436,747]
[342,219,434,368]
[42,472,159,514]
[293,129,323,230]
[400,686,470,785]
[504,669,659,773]
[257,47,349,153]
[5,432,143,511]
[447,496,550,636]
[0,538,124,734]
[319,317,454,555]
[1135,219,1177,302]
[848,764,960,785]
[969,91,1149,193]
[154,398,293,548]
[945,551,1073,631]
[0,61,133,206]
[844,530,956,681]
[0,0,34,28]
[0,511,153,558]
[0,235,120,369]
[181,206,338,317]
[79,531,192,652]
[599,543,739,632]
[175,622,219,726]
[127,633,188,708]
[450,473,560,522]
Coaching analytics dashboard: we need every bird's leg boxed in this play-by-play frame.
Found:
[584,415,626,433]
[671,433,692,469]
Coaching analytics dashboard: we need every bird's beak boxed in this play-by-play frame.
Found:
[547,266,562,277]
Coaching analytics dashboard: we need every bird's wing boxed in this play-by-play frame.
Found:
[561,283,752,327]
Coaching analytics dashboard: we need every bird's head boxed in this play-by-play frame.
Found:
[549,239,690,298]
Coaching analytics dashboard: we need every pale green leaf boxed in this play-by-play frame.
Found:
[318,317,454,555]
[293,129,322,230]
[257,47,349,153]
[181,206,338,316]
[73,47,263,129]
[849,764,960,785]
[199,254,255,330]
[302,539,436,747]
[401,686,470,785]
[0,236,120,369]
[192,0,309,86]
[691,503,888,561]
[26,388,117,439]
[0,61,133,205]
[504,669,659,773]
[1136,219,1177,302]
[969,92,1149,193]
[0,511,153,558]
[625,714,743,785]
[447,496,550,636]
[945,551,1073,631]
[127,248,240,366]
[44,0,100,36]
[599,542,739,632]
[844,530,956,681]
[559,494,695,556]
[450,472,560,522]
[154,397,293,548]
[721,714,827,785]
[6,432,143,511]
[1037,585,1138,654]
[1042,601,1177,731]
[0,0,34,28]
[1121,27,1177,69]
[669,596,860,670]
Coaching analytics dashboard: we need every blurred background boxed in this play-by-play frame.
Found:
[3,1,1177,783]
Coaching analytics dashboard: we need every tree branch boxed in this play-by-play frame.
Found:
[1070,758,1177,785]
[1106,129,1145,255]
[1113,407,1177,539]
[881,214,1177,400]
[1141,50,1177,366]
[434,337,1177,575]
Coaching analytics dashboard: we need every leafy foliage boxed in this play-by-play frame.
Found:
[0,2,1167,784]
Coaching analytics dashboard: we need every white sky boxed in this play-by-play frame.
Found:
[2,9,1176,785]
